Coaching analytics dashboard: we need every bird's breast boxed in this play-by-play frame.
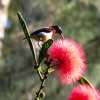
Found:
[30,32,53,42]
[43,32,53,42]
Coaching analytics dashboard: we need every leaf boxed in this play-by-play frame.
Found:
[38,65,46,73]
[38,39,53,65]
[17,12,38,65]
[48,67,55,74]
[78,76,93,87]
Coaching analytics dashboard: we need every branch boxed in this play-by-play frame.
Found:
[35,66,50,100]
[17,12,38,66]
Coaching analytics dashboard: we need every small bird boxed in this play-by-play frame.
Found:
[23,25,64,42]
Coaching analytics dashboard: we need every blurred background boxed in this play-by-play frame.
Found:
[0,0,100,100]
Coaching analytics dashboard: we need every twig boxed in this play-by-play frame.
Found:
[37,68,43,81]
[35,66,50,100]
[17,12,38,66]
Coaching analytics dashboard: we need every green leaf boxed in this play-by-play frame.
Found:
[78,76,93,87]
[48,67,55,74]
[38,65,46,73]
[38,39,53,65]
[17,12,38,65]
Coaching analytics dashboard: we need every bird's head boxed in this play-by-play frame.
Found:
[49,25,64,39]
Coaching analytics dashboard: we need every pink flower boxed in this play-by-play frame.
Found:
[68,85,100,100]
[46,39,86,84]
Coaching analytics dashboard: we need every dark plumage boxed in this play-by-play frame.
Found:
[23,25,63,42]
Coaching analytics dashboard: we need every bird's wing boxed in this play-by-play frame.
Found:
[30,28,51,36]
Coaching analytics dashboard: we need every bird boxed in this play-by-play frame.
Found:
[23,25,64,43]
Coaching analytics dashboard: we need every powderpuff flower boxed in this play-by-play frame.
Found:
[46,39,86,84]
[68,85,100,100]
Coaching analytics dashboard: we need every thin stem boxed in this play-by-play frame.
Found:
[37,68,43,81]
[32,45,38,66]
[35,66,50,100]
[17,12,38,66]
[34,63,43,81]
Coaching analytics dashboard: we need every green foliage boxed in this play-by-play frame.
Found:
[55,2,98,42]
[38,39,53,65]
[78,76,91,86]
